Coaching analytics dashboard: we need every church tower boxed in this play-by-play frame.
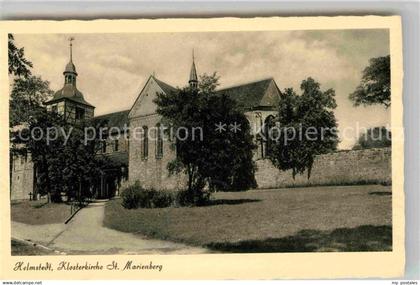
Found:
[64,37,77,86]
[189,50,198,89]
[45,38,94,122]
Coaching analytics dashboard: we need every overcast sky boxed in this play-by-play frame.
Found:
[14,29,390,149]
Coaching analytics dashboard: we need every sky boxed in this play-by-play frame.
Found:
[14,29,390,149]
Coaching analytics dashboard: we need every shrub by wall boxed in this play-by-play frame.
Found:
[121,182,174,209]
[121,182,212,208]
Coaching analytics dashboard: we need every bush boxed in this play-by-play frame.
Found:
[148,190,174,208]
[175,189,211,207]
[380,180,392,186]
[50,192,63,203]
[121,182,142,209]
[121,182,213,209]
[121,182,174,209]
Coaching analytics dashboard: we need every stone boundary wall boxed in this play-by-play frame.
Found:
[255,147,391,189]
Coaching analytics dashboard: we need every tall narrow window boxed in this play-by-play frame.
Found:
[114,139,119,152]
[259,135,264,159]
[102,141,107,153]
[263,115,275,158]
[156,123,163,159]
[142,126,148,160]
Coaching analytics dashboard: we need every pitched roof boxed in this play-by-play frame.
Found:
[153,76,177,95]
[128,76,279,119]
[94,110,129,130]
[217,78,278,110]
[189,61,198,83]
[47,84,94,107]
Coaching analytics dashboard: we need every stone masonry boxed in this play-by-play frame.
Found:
[255,147,392,189]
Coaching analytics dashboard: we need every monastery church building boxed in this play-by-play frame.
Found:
[10,42,281,200]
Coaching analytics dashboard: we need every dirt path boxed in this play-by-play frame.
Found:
[12,202,208,255]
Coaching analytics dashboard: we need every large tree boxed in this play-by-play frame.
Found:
[11,108,66,200]
[8,34,50,128]
[353,127,391,150]
[8,34,33,78]
[8,35,107,202]
[54,119,109,202]
[11,108,109,202]
[267,77,338,179]
[154,73,256,204]
[349,55,391,108]
[9,75,53,127]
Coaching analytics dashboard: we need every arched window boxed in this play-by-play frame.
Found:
[114,139,119,152]
[142,126,148,160]
[155,123,163,159]
[263,115,275,158]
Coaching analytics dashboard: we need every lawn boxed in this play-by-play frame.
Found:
[11,239,59,256]
[104,185,392,252]
[11,199,72,225]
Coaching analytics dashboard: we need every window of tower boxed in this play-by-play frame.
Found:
[75,107,85,120]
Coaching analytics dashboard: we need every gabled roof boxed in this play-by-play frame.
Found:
[153,76,177,95]
[128,75,279,119]
[128,75,177,119]
[94,110,129,130]
[217,78,279,110]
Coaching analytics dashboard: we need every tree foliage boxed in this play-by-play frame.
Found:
[267,77,338,179]
[11,108,109,202]
[353,127,391,150]
[8,35,107,202]
[349,55,391,108]
[154,73,256,204]
[11,109,65,200]
[8,34,33,78]
[9,75,53,127]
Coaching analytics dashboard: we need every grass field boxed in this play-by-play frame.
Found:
[11,239,59,256]
[104,185,392,252]
[11,200,72,225]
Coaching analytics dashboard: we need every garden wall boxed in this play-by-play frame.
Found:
[255,147,391,189]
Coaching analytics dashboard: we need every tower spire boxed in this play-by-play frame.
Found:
[69,37,74,62]
[63,37,77,85]
[189,49,198,89]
